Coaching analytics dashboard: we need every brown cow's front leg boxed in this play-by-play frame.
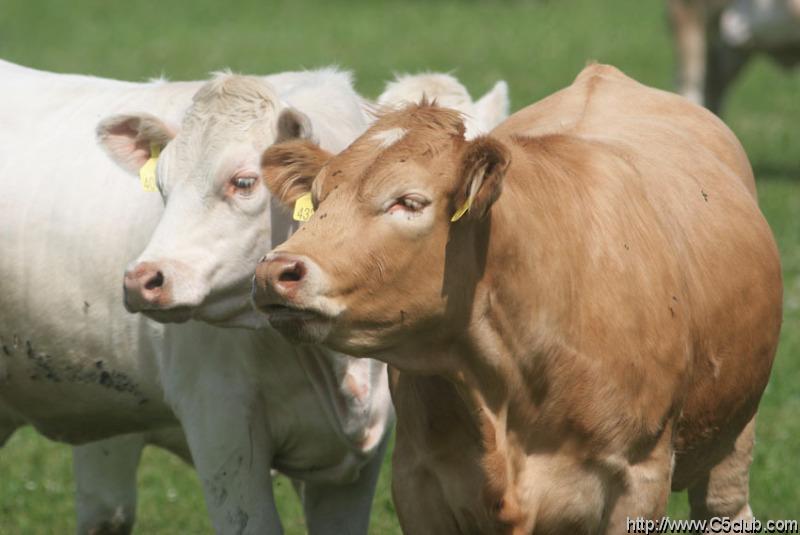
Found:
[392,462,465,535]
[605,423,675,534]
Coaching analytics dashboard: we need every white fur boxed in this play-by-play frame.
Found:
[0,59,392,535]
[721,0,800,48]
[372,127,408,148]
[377,72,510,139]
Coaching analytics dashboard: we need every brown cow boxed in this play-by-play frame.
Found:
[252,64,782,534]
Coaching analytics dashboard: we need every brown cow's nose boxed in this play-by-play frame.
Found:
[253,255,307,307]
[123,262,167,311]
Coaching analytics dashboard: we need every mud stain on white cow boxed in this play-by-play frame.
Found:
[12,337,149,405]
[1,335,11,356]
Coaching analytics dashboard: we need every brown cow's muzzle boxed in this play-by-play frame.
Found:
[252,254,308,310]
[252,253,335,343]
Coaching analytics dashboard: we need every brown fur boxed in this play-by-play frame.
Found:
[256,64,782,534]
[261,139,332,204]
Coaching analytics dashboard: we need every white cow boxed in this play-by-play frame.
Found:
[668,0,800,113]
[0,59,393,534]
[377,72,509,139]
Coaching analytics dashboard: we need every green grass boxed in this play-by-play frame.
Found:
[1,0,798,532]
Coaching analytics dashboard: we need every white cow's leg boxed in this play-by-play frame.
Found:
[289,476,304,501]
[73,434,146,535]
[688,415,756,526]
[301,430,390,535]
[145,426,193,464]
[176,394,282,534]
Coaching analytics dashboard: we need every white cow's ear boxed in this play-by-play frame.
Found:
[451,136,510,222]
[96,113,176,175]
[276,108,315,144]
[474,80,510,132]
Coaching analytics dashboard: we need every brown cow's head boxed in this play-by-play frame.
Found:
[252,103,510,359]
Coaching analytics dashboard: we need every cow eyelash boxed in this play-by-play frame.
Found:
[388,194,429,214]
[231,176,257,192]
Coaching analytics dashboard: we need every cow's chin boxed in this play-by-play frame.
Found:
[195,307,272,329]
[265,306,333,344]
[141,307,193,324]
[189,287,271,329]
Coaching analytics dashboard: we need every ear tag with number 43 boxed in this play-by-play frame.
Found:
[293,192,315,222]
[139,144,161,192]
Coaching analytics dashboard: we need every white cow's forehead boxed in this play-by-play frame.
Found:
[168,74,283,174]
[191,73,279,117]
[180,74,282,142]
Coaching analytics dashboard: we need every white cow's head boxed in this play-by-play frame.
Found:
[98,74,314,328]
[377,73,510,139]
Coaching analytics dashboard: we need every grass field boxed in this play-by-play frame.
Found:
[1,0,798,533]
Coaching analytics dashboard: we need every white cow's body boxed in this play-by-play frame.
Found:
[0,60,392,534]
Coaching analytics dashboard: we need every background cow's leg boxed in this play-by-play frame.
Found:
[688,415,755,524]
[300,430,390,535]
[703,38,750,114]
[175,393,282,534]
[605,424,675,533]
[73,434,146,535]
[669,0,710,106]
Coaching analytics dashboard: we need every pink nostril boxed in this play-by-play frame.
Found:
[278,262,306,284]
[144,271,164,291]
[123,263,168,311]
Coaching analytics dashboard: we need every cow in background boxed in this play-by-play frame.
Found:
[668,0,800,113]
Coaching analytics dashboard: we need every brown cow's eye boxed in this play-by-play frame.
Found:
[388,194,428,215]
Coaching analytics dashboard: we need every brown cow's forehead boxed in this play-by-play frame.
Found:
[316,103,467,201]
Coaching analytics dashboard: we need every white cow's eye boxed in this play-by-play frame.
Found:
[387,194,429,215]
[231,177,257,191]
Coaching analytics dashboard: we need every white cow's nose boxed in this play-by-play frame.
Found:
[123,262,169,311]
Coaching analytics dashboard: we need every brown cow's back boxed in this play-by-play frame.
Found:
[494,64,756,198]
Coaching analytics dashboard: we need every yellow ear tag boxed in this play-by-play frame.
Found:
[293,192,315,222]
[450,197,473,222]
[138,144,161,192]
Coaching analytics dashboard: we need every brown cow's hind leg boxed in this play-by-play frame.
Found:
[688,415,756,523]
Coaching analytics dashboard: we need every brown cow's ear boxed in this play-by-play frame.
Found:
[96,113,176,175]
[261,140,332,206]
[451,136,510,222]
